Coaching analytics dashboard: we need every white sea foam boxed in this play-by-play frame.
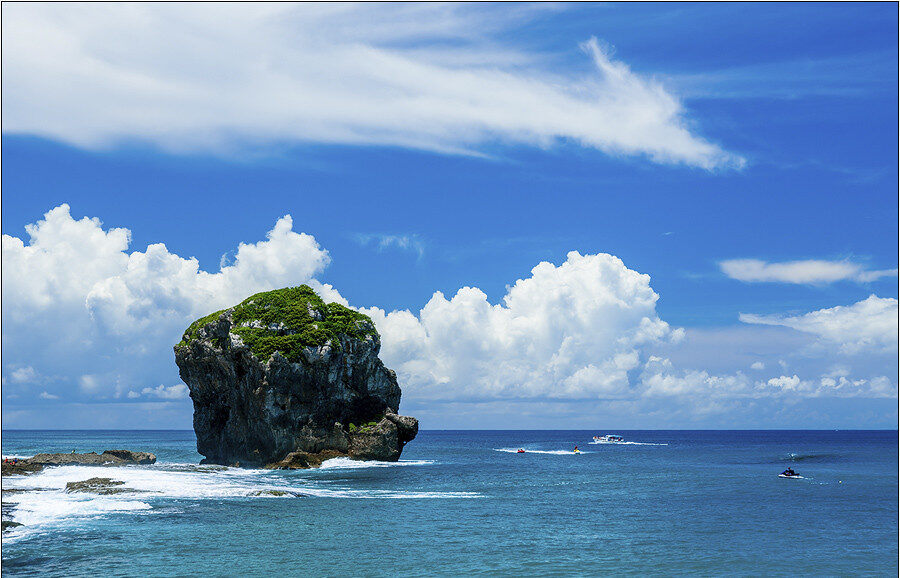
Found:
[587,441,668,446]
[494,448,592,455]
[317,457,435,469]
[1,460,477,531]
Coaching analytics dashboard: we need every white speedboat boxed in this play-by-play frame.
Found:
[592,434,625,444]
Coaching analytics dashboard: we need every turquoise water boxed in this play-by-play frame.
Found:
[2,430,897,576]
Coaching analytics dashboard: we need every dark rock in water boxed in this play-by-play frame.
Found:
[2,450,157,476]
[265,449,345,470]
[2,521,23,531]
[349,412,419,461]
[101,450,157,465]
[28,452,115,466]
[175,285,418,468]
[25,451,156,467]
[1,460,44,476]
[247,489,308,497]
[65,477,134,495]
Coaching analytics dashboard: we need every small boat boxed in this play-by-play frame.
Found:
[592,434,625,444]
[516,449,525,454]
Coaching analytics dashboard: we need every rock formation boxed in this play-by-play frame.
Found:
[1,450,156,476]
[174,285,418,468]
[65,477,135,495]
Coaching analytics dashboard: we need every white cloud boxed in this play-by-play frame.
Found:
[7,366,37,384]
[2,204,332,402]
[78,375,103,395]
[740,295,898,355]
[639,358,894,400]
[363,251,682,400]
[354,234,426,260]
[766,374,802,392]
[39,391,59,400]
[2,204,895,424]
[1,3,739,169]
[138,384,190,400]
[720,258,897,284]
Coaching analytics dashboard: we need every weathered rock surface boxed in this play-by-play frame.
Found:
[65,477,135,495]
[2,450,157,476]
[99,450,157,464]
[247,489,308,497]
[1,460,43,476]
[175,285,418,468]
[2,521,23,531]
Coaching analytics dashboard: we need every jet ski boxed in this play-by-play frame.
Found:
[779,469,802,479]
[573,448,581,454]
[516,449,525,454]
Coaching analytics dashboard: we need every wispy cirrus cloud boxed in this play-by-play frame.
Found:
[668,52,899,100]
[1,3,740,169]
[719,258,897,284]
[354,234,426,260]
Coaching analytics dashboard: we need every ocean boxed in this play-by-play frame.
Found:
[1,430,897,576]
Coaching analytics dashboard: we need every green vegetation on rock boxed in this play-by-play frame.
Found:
[176,308,226,349]
[177,285,378,363]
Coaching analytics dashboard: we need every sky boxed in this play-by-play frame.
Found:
[1,3,897,430]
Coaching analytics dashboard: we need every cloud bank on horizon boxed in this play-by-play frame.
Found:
[2,207,896,428]
[0,3,741,169]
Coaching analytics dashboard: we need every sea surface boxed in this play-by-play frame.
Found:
[1,430,897,576]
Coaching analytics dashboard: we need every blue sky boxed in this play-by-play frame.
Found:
[2,3,897,429]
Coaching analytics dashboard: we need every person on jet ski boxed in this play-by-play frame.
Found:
[782,467,796,476]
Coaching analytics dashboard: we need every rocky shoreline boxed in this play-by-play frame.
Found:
[1,449,158,532]
[1,449,157,476]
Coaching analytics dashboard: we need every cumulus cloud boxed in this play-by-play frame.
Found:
[720,258,897,284]
[2,204,895,428]
[7,366,37,384]
[2,204,333,402]
[740,295,899,355]
[363,251,682,400]
[129,384,190,400]
[638,357,895,400]
[1,3,739,168]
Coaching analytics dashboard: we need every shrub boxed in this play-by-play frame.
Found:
[176,285,378,363]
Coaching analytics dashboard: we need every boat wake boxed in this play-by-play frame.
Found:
[494,448,592,455]
[587,441,668,446]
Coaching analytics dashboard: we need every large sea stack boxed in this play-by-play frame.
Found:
[174,285,417,468]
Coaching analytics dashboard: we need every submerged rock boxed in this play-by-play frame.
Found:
[65,477,133,495]
[247,489,308,497]
[2,521,23,531]
[175,285,418,468]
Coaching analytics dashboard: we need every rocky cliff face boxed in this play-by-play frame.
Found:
[174,286,418,468]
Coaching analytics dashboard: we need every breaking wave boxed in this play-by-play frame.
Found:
[317,457,435,469]
[0,459,475,535]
